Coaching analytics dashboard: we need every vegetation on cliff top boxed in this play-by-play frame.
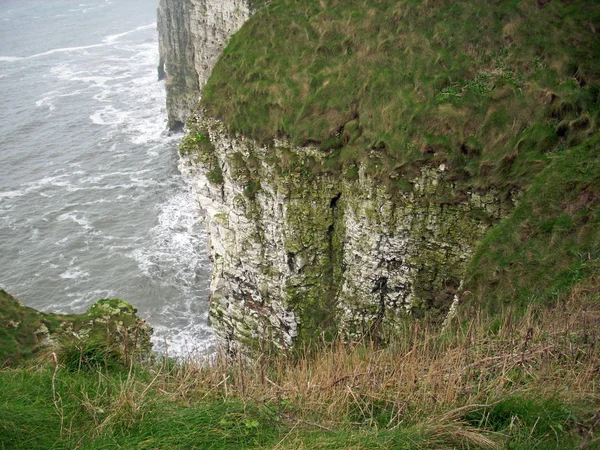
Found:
[2,287,599,448]
[201,0,599,190]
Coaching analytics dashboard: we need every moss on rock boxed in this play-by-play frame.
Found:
[0,289,152,368]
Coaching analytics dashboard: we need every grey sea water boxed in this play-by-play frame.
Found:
[0,0,214,355]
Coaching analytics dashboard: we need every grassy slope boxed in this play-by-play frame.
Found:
[465,133,599,310]
[0,290,152,371]
[1,292,598,449]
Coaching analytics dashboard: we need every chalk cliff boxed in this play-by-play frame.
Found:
[178,114,504,351]
[159,0,509,352]
[157,0,254,128]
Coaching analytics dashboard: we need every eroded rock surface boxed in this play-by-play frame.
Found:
[179,115,505,352]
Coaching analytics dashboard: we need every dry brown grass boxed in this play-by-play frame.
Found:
[153,282,600,435]
[5,286,598,448]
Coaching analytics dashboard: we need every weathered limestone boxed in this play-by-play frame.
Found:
[157,0,253,128]
[179,115,503,352]
[158,0,505,352]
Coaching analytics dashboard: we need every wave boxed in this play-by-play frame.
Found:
[57,212,94,231]
[30,44,106,59]
[152,322,216,358]
[103,23,156,44]
[0,56,23,62]
[0,190,25,199]
[35,95,57,111]
[90,105,129,126]
[0,44,106,62]
[59,267,90,280]
[79,169,153,184]
[1,22,155,61]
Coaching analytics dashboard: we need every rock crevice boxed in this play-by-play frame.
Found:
[179,114,504,351]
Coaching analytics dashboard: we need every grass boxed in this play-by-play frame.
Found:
[464,132,600,312]
[201,0,600,193]
[0,290,152,370]
[1,286,599,449]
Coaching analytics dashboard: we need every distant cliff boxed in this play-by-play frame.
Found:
[157,0,254,129]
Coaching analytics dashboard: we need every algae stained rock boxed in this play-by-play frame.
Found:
[179,115,504,352]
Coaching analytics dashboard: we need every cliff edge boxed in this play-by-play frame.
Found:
[157,0,258,129]
[160,0,600,352]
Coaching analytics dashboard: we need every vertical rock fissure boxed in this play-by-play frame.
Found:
[287,252,296,273]
[370,276,388,335]
[327,193,343,310]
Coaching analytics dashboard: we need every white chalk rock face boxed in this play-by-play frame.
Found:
[157,0,252,128]
[159,0,506,353]
[179,114,503,353]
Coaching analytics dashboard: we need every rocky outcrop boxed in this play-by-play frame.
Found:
[179,114,505,352]
[157,0,255,129]
[0,289,153,367]
[157,0,508,353]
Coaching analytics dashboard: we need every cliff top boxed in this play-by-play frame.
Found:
[201,0,599,191]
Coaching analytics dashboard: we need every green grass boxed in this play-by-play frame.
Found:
[464,396,583,449]
[201,0,600,192]
[0,368,283,450]
[0,290,152,369]
[464,133,600,311]
[1,290,599,449]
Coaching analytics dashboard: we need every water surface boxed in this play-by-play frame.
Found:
[0,0,213,355]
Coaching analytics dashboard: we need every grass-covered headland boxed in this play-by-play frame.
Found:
[198,0,600,317]
[2,0,600,447]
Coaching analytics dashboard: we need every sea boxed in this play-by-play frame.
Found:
[0,0,214,356]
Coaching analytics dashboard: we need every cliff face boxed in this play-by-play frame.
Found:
[179,115,504,351]
[157,0,253,128]
[159,0,509,352]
